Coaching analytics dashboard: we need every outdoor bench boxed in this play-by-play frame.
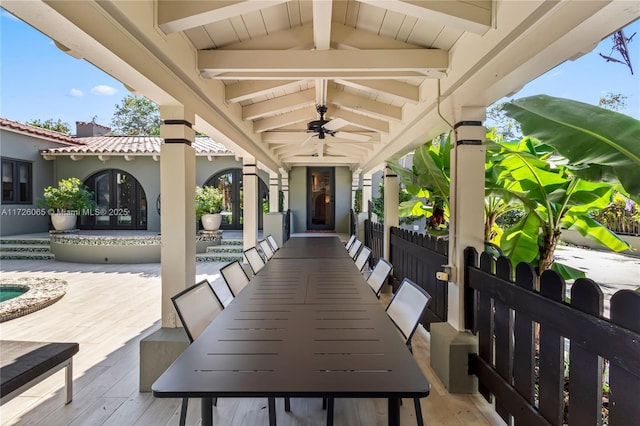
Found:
[0,340,79,405]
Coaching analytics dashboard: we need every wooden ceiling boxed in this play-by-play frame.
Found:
[4,1,638,173]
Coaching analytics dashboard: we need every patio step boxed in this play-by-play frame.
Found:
[198,241,243,262]
[0,238,54,260]
[196,252,244,262]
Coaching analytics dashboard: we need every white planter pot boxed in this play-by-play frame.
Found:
[201,213,222,231]
[51,213,77,231]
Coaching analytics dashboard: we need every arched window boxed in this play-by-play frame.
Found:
[204,168,268,230]
[81,169,147,230]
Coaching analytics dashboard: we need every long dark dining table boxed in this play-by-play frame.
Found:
[152,236,430,426]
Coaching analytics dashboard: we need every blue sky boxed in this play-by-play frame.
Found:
[1,9,638,134]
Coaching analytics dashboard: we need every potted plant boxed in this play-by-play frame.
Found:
[195,185,224,231]
[40,177,94,231]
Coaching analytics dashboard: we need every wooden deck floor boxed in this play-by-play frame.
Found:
[0,258,503,426]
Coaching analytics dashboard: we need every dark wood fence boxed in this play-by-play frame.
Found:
[465,247,640,426]
[389,227,448,329]
[283,209,291,242]
[349,209,357,237]
[364,219,384,269]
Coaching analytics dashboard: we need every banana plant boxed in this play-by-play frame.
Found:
[490,138,630,278]
[387,134,451,235]
[503,95,640,197]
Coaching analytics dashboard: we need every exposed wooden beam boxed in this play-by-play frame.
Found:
[282,155,358,165]
[313,0,332,50]
[158,0,288,33]
[199,49,449,79]
[225,80,302,103]
[242,88,316,120]
[330,24,422,50]
[336,79,420,104]
[330,108,389,133]
[262,131,380,144]
[359,0,492,35]
[253,105,317,133]
[328,87,403,121]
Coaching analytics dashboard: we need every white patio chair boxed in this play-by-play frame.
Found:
[244,246,266,275]
[267,234,279,252]
[219,259,250,300]
[344,234,356,250]
[354,246,372,272]
[259,239,275,260]
[348,239,362,259]
[171,280,224,426]
[366,258,393,298]
[385,278,432,426]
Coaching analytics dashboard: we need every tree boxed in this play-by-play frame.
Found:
[598,92,627,112]
[26,118,71,135]
[110,95,161,136]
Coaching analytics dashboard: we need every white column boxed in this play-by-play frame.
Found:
[447,107,486,330]
[243,156,259,251]
[159,105,196,328]
[280,169,289,211]
[269,171,279,212]
[383,166,399,260]
[351,171,360,211]
[362,172,373,213]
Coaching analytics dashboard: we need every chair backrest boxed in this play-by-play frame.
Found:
[267,234,279,251]
[348,239,362,259]
[220,260,250,298]
[385,278,432,345]
[345,235,356,250]
[259,239,275,260]
[209,277,235,308]
[171,280,224,343]
[244,246,266,275]
[367,258,393,297]
[354,246,372,272]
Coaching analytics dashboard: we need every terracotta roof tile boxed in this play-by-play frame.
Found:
[0,118,80,145]
[41,136,233,155]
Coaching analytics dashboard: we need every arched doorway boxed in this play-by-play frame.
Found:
[81,169,147,230]
[205,168,268,230]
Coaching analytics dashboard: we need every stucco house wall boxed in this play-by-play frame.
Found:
[0,128,71,235]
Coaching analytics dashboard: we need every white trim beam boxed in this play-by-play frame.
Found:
[242,88,316,120]
[262,131,380,144]
[282,156,358,165]
[336,79,420,104]
[359,0,492,35]
[328,87,403,121]
[312,0,332,50]
[158,0,288,33]
[253,105,317,133]
[330,108,390,133]
[198,49,449,79]
[225,80,302,103]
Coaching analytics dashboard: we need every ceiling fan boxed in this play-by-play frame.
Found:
[302,105,371,146]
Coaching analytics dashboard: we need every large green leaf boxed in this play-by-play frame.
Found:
[561,214,631,252]
[500,212,541,267]
[504,95,640,194]
[412,144,450,200]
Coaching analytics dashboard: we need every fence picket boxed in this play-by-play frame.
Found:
[608,290,640,425]
[538,270,566,425]
[494,257,514,423]
[477,251,495,402]
[513,262,536,425]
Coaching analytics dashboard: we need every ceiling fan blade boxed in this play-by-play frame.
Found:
[323,117,349,131]
[334,131,371,142]
[301,133,316,147]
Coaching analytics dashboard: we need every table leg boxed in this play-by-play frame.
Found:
[201,397,213,426]
[388,398,400,426]
[268,397,277,426]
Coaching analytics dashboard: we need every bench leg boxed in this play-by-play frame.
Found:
[65,359,73,404]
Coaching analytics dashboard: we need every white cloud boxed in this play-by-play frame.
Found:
[90,85,118,96]
[70,88,84,97]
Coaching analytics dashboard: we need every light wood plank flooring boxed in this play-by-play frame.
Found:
[0,259,503,426]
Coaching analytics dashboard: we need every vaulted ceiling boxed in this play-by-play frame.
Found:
[4,1,638,174]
